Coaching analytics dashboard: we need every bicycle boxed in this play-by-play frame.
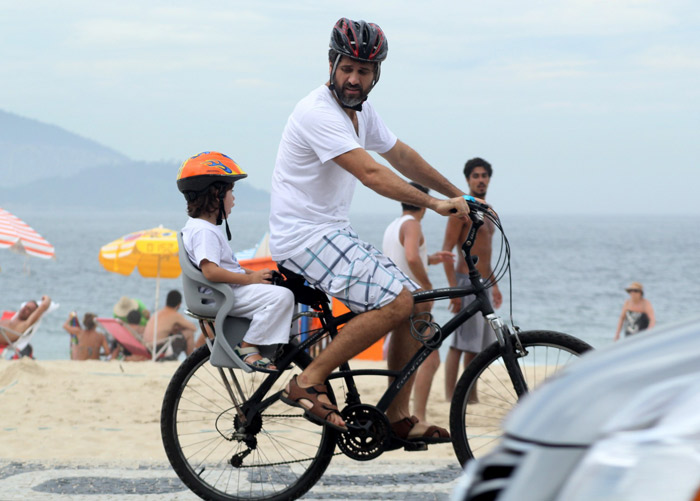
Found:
[160,196,593,501]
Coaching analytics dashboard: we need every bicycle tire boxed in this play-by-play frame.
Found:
[449,330,592,464]
[161,344,337,501]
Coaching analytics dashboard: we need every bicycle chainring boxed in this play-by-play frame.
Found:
[337,404,390,461]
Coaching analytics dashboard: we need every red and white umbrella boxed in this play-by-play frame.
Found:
[0,208,55,266]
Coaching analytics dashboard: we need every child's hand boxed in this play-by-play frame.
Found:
[249,268,274,284]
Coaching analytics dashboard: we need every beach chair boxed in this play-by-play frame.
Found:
[177,232,254,372]
[0,312,42,359]
[96,317,185,361]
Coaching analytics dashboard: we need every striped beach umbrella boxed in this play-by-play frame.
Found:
[0,208,55,272]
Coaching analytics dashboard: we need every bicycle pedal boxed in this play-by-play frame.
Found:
[403,441,428,452]
[385,436,428,452]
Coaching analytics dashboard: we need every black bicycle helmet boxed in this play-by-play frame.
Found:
[329,18,388,111]
[330,18,388,63]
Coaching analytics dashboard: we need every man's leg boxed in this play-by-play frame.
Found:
[386,308,451,439]
[296,288,414,428]
[444,347,462,400]
[413,350,440,423]
[181,330,195,355]
[461,351,479,402]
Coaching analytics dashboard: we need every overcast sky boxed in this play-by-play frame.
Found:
[2,1,699,215]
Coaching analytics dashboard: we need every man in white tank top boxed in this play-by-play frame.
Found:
[382,182,454,423]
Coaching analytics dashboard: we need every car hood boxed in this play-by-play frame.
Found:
[503,316,700,445]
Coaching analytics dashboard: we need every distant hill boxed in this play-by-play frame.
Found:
[0,160,270,211]
[0,109,129,188]
[0,109,270,211]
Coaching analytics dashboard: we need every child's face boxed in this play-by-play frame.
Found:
[223,186,235,216]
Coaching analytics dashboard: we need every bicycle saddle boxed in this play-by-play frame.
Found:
[277,264,330,308]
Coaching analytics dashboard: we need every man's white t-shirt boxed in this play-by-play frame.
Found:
[182,218,244,286]
[269,85,398,261]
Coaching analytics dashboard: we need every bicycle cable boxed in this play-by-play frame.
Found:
[476,209,517,330]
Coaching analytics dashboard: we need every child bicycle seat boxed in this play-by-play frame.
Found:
[177,232,253,372]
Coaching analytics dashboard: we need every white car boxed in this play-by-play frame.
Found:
[453,316,700,501]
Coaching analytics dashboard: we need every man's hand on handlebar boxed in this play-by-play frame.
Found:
[434,196,470,219]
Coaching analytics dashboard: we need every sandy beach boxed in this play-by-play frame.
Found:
[0,357,461,465]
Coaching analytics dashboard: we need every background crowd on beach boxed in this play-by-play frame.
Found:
[1,156,657,427]
[0,290,206,362]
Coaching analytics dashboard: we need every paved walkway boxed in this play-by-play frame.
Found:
[0,459,465,500]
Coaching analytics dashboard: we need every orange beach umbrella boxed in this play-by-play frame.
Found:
[99,226,180,360]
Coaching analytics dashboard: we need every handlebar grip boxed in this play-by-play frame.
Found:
[448,195,491,214]
[462,195,490,211]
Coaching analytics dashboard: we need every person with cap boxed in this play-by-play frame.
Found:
[177,151,295,371]
[113,296,150,326]
[614,282,656,341]
[269,17,469,440]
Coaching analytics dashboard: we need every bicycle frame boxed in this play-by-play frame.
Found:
[236,209,525,427]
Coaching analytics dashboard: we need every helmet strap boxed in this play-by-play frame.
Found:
[329,53,380,112]
[217,197,232,241]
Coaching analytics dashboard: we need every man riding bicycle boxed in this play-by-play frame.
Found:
[271,17,469,439]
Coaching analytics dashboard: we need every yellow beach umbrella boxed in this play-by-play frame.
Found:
[99,226,180,360]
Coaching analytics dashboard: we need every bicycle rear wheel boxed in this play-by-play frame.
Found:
[161,344,337,501]
[449,330,592,464]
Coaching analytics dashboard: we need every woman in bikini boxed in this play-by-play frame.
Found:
[614,282,656,341]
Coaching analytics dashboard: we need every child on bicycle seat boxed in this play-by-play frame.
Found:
[176,151,295,372]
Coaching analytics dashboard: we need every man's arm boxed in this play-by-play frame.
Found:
[334,147,469,218]
[19,296,51,333]
[401,219,432,290]
[380,139,464,199]
[174,313,198,336]
[442,218,464,313]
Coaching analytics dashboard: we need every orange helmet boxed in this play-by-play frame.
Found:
[176,151,247,197]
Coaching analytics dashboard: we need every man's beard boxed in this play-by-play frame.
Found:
[335,79,370,108]
[472,185,487,197]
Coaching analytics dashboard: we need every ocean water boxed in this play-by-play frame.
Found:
[2,208,700,360]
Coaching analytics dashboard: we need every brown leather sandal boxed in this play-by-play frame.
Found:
[280,375,348,432]
[390,415,451,444]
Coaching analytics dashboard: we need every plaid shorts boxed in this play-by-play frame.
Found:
[279,228,418,313]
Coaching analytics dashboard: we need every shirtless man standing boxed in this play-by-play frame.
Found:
[143,290,198,355]
[0,295,52,341]
[442,158,503,400]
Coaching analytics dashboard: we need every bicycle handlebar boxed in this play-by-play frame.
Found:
[449,195,491,214]
[462,195,491,212]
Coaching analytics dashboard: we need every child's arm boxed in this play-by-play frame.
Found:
[201,260,273,285]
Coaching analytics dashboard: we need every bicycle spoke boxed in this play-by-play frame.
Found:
[162,345,335,500]
[452,331,592,463]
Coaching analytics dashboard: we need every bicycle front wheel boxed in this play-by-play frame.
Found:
[450,330,592,464]
[161,344,337,501]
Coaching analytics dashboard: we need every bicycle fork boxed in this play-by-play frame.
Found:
[487,314,529,398]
